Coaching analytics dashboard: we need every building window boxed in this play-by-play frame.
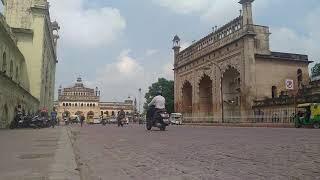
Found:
[2,52,7,73]
[15,66,19,82]
[272,86,277,98]
[63,103,65,106]
[9,60,13,78]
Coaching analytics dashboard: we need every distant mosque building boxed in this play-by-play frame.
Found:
[54,78,135,119]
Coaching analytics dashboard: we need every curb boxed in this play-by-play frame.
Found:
[48,127,80,180]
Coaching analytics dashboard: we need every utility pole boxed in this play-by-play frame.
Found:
[138,88,142,114]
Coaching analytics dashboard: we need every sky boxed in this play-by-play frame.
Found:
[1,1,320,103]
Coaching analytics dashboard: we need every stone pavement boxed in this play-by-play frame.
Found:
[0,127,80,180]
[71,124,320,180]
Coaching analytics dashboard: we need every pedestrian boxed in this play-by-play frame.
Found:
[50,108,57,128]
[117,109,125,127]
[80,113,85,127]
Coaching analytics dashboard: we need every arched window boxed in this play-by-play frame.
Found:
[112,111,115,116]
[75,103,78,107]
[63,103,65,106]
[15,66,19,82]
[272,86,277,99]
[2,52,6,72]
[9,60,13,77]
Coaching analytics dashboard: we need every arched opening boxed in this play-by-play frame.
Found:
[105,111,109,116]
[2,104,9,127]
[9,60,13,78]
[126,112,129,115]
[63,111,70,118]
[75,111,83,116]
[199,75,213,116]
[182,81,193,114]
[222,67,241,122]
[2,52,6,73]
[111,111,115,116]
[15,66,19,82]
[297,69,302,88]
[272,86,277,98]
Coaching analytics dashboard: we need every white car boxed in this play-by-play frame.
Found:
[170,113,183,125]
[93,118,101,124]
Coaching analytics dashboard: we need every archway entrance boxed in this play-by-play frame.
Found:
[2,104,9,128]
[75,111,83,116]
[182,81,193,115]
[199,75,213,116]
[63,111,70,118]
[222,67,241,122]
[87,111,94,118]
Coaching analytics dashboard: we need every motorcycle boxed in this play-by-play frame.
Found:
[146,109,170,131]
[101,119,107,126]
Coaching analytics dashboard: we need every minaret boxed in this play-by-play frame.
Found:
[172,35,181,66]
[239,0,254,25]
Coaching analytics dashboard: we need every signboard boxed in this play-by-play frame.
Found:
[285,79,294,90]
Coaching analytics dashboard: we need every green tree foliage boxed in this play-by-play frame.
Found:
[312,63,320,77]
[144,78,174,113]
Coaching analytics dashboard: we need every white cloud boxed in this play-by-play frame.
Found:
[49,0,126,48]
[163,62,174,80]
[153,0,211,14]
[270,7,320,63]
[146,49,159,56]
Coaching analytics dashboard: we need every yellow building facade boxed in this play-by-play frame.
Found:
[3,0,59,111]
[0,0,59,128]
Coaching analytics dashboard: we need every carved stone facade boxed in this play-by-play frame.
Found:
[173,0,310,122]
[55,78,134,120]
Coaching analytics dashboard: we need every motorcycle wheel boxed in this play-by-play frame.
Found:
[146,120,152,130]
[160,125,166,131]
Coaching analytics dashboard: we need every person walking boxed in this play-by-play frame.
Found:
[50,108,57,128]
[117,109,125,127]
[80,113,85,127]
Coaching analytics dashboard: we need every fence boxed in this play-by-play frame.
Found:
[181,108,296,124]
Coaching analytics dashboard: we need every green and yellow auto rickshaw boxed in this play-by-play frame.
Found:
[295,103,320,129]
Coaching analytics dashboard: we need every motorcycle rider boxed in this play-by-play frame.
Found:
[147,91,166,125]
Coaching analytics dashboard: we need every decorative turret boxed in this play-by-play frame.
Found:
[239,0,254,25]
[172,35,181,65]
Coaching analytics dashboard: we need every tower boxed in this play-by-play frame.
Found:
[239,0,254,25]
[172,35,181,66]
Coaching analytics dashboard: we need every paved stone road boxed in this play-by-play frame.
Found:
[0,127,79,180]
[71,124,320,180]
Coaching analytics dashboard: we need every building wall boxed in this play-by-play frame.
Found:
[0,13,39,128]
[255,59,309,100]
[4,0,58,112]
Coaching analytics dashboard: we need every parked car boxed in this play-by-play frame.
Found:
[170,113,183,125]
[109,118,117,124]
[93,118,102,124]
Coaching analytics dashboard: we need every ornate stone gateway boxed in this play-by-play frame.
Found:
[173,0,311,122]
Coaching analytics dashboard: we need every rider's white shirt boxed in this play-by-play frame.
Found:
[148,95,165,109]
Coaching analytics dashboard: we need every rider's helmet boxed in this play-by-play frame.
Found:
[156,90,162,96]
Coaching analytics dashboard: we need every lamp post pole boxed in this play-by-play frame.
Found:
[211,62,224,123]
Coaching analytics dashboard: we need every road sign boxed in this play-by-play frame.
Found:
[285,79,294,90]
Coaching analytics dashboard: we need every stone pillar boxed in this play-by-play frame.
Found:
[241,34,256,122]
[239,0,254,25]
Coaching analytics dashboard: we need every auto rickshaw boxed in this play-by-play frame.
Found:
[295,103,320,129]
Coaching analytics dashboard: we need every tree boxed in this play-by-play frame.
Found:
[144,78,174,113]
[311,63,320,77]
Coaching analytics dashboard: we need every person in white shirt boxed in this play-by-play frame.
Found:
[147,91,166,121]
